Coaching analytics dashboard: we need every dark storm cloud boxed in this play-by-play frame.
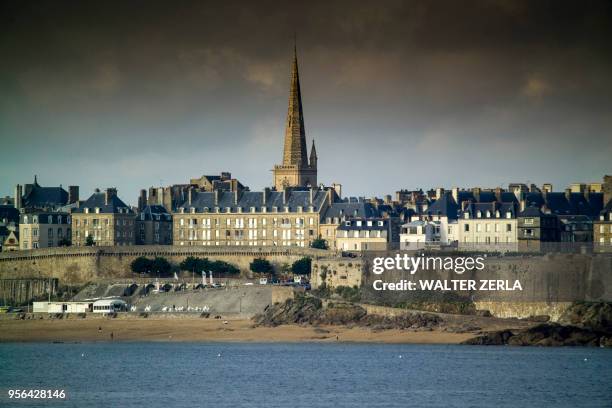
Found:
[0,0,611,203]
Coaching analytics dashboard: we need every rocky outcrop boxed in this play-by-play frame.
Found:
[559,302,612,333]
[253,295,442,330]
[463,323,610,347]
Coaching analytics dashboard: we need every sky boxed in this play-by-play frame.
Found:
[1,0,611,205]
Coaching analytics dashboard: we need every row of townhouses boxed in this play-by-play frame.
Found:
[2,47,611,254]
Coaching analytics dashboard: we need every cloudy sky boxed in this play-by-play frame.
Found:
[1,0,611,205]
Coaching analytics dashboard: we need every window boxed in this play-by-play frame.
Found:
[506,224,512,232]
[464,224,470,232]
[525,218,534,225]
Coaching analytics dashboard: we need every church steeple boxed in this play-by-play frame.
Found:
[273,40,318,191]
[309,139,317,168]
[282,43,308,167]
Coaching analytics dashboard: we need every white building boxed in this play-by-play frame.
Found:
[33,301,92,313]
[92,299,128,313]
[457,202,518,252]
[400,220,441,249]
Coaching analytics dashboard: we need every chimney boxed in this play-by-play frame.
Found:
[495,187,502,202]
[451,187,459,204]
[435,188,444,200]
[520,199,526,212]
[68,186,79,204]
[461,200,468,212]
[472,187,481,202]
[332,183,342,199]
[234,190,238,205]
[263,188,270,205]
[309,188,314,205]
[542,183,553,193]
[188,188,192,206]
[138,189,147,211]
[564,188,571,201]
[583,188,590,202]
[283,189,290,205]
[14,184,22,210]
[104,188,117,205]
[214,190,219,206]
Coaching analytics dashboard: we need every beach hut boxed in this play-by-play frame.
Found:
[92,299,128,314]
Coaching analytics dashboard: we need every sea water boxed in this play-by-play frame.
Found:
[1,342,611,407]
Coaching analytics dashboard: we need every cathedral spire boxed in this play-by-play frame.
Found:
[309,139,317,168]
[282,41,308,167]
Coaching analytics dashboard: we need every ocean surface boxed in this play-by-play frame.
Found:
[1,342,611,408]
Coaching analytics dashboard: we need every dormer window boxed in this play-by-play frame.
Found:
[506,212,512,219]
[84,208,89,214]
[203,207,209,213]
[190,207,196,214]
[378,221,384,226]
[464,212,469,219]
[345,221,351,226]
[179,208,185,214]
[367,220,372,226]
[356,220,362,227]
[485,211,491,218]
[251,207,256,213]
[48,215,53,224]
[284,206,289,213]
[477,211,482,218]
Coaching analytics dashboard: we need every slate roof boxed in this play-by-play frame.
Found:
[337,218,388,231]
[321,202,379,222]
[0,205,19,224]
[73,192,133,214]
[461,202,517,218]
[177,190,328,213]
[138,205,172,221]
[518,206,546,217]
[22,183,68,209]
[424,193,459,219]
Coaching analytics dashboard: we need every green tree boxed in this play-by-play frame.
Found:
[292,257,312,275]
[131,256,152,274]
[58,238,71,247]
[85,235,95,246]
[250,257,274,274]
[180,256,207,273]
[310,237,328,250]
[151,257,172,277]
[210,260,240,275]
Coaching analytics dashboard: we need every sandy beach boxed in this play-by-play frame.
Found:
[0,317,476,344]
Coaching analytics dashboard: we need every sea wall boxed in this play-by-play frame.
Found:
[0,245,329,283]
[0,278,58,305]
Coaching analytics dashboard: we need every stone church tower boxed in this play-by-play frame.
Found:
[273,45,317,190]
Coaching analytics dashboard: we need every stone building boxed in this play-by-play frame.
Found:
[14,176,78,213]
[595,201,612,252]
[517,206,559,252]
[136,205,173,245]
[172,188,332,247]
[399,220,442,249]
[272,45,317,190]
[71,188,135,246]
[318,200,378,250]
[335,218,390,251]
[144,173,247,213]
[457,202,518,252]
[19,212,71,250]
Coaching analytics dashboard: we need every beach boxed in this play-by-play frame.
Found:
[0,316,476,344]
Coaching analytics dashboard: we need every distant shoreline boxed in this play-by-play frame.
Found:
[0,316,474,344]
